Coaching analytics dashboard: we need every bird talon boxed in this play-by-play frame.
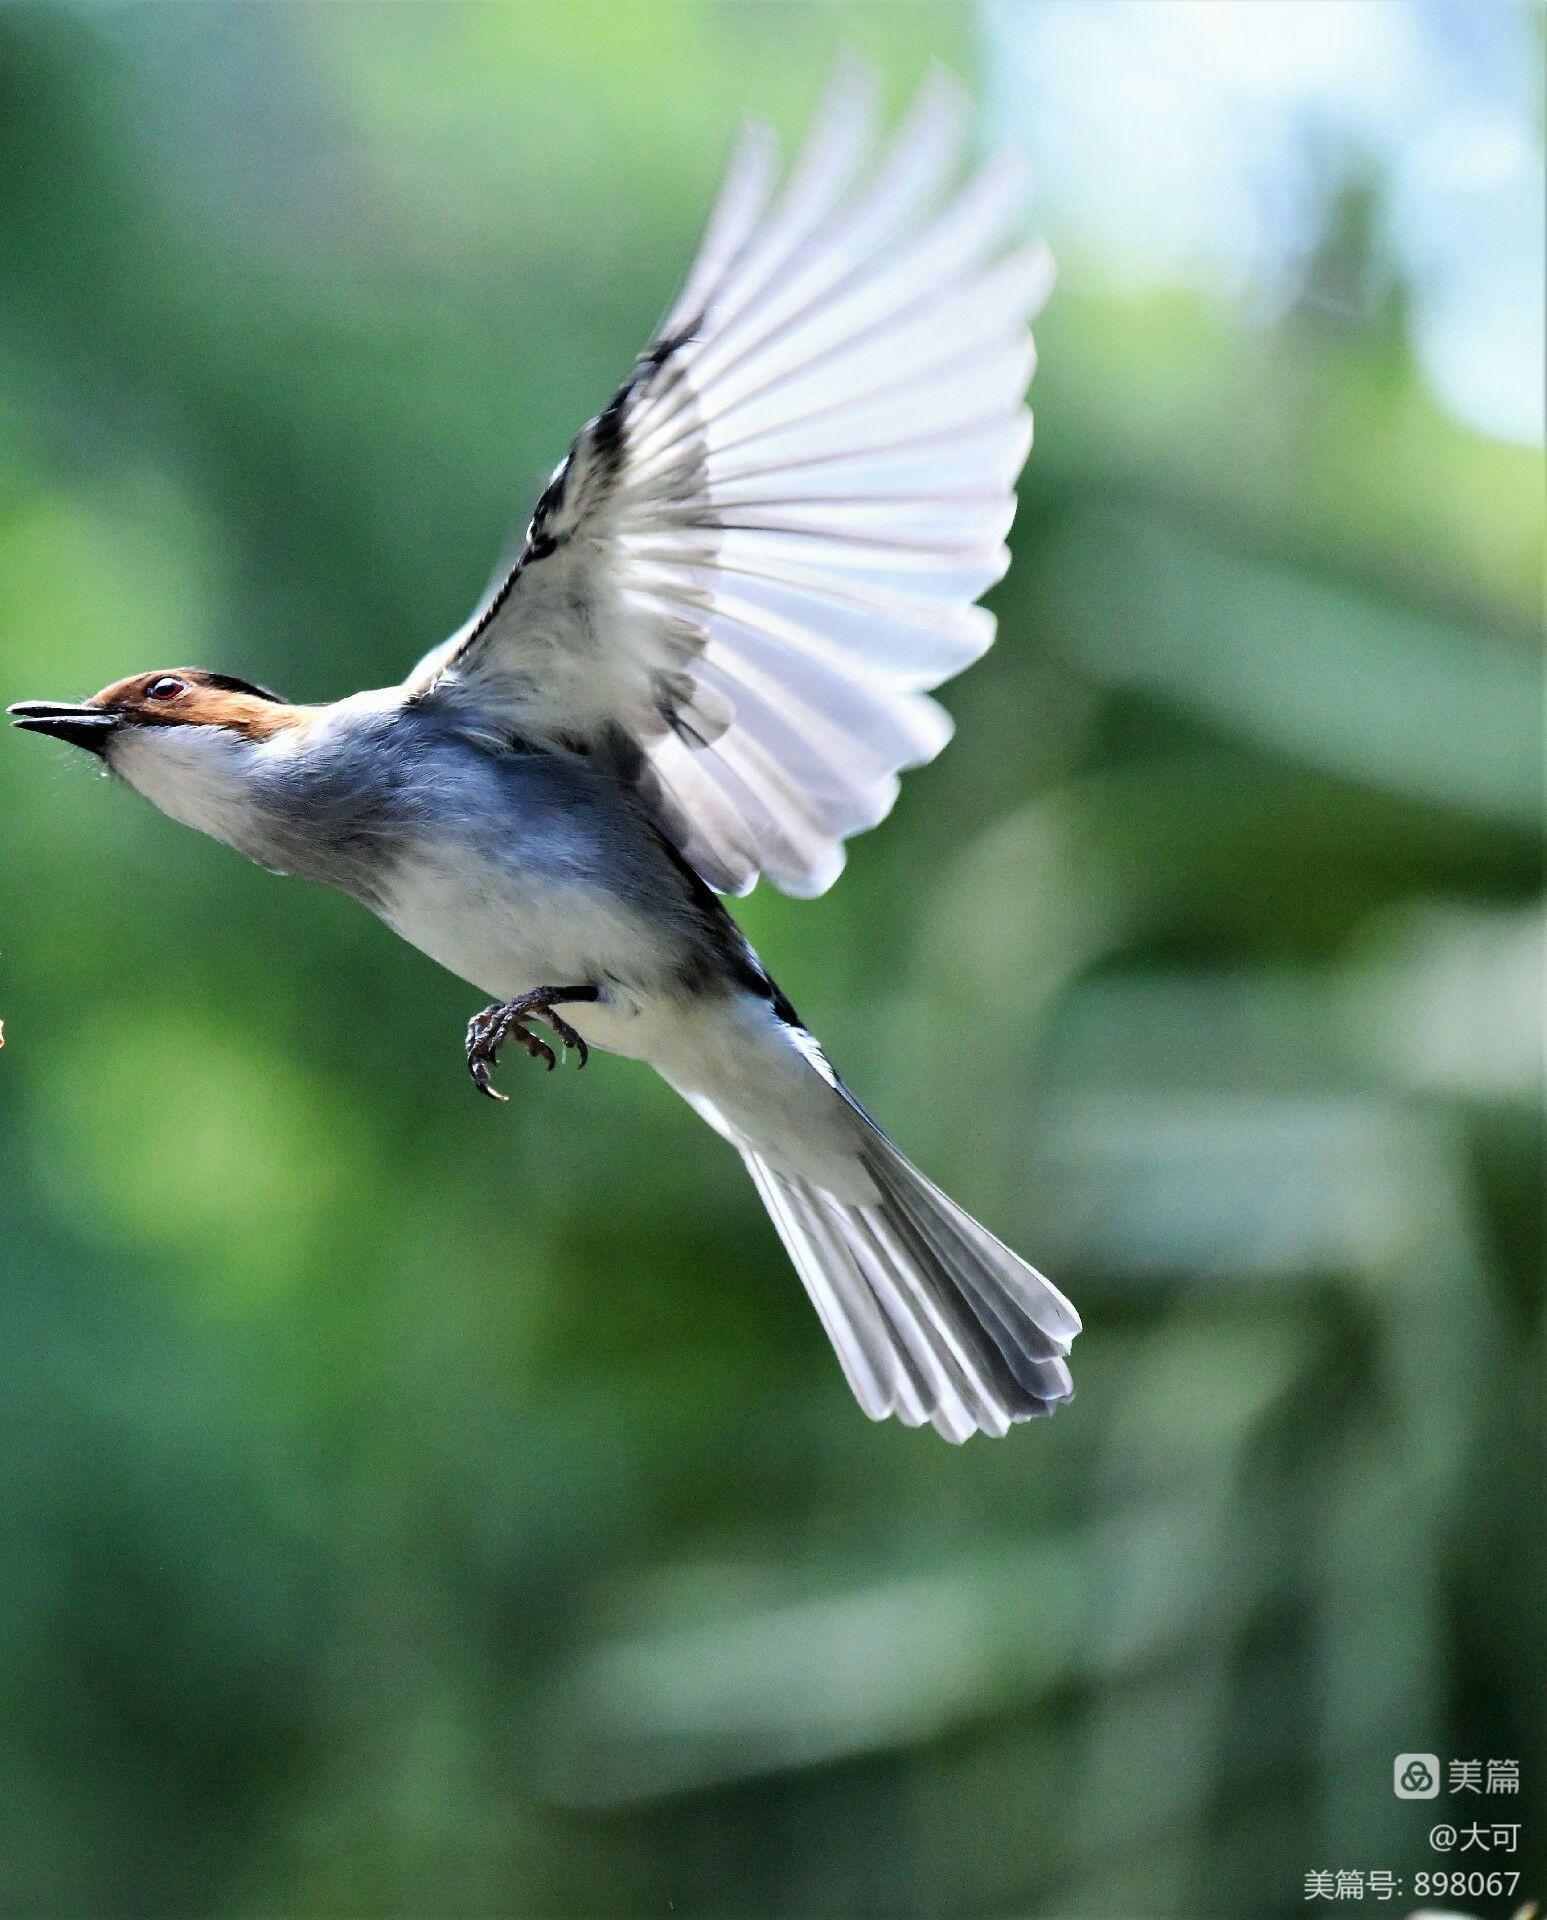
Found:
[467,1046,507,1101]
[463,986,597,1098]
[541,1009,589,1066]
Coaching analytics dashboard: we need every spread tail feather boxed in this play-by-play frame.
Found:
[742,1100,1079,1443]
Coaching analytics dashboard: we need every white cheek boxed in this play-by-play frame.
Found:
[110,728,256,846]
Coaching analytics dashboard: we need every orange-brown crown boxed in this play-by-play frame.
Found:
[91,669,304,741]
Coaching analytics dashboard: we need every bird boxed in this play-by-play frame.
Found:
[11,61,1079,1442]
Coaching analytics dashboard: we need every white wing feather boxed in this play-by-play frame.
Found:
[410,59,1051,897]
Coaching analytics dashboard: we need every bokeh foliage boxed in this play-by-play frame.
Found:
[0,5,1540,1917]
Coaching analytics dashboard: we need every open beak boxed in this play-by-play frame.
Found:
[8,700,120,756]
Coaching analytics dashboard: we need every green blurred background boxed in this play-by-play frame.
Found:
[1,4,1541,1916]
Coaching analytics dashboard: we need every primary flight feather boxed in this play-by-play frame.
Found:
[415,58,1052,899]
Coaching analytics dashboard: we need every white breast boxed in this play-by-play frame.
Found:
[375,842,685,1059]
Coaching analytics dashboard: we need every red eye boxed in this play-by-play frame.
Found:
[145,676,186,702]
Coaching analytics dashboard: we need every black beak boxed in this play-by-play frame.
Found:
[8,700,120,756]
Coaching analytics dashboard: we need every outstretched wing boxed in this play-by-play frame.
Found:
[410,60,1051,897]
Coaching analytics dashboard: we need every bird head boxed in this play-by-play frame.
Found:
[10,669,301,843]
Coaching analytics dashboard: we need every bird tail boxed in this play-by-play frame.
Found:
[740,1097,1079,1443]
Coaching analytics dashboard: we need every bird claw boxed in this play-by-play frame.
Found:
[469,1056,508,1102]
[465,987,595,1100]
[542,1009,590,1069]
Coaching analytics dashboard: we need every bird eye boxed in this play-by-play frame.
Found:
[145,676,186,701]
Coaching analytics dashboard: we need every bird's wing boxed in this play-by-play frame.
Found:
[408,60,1051,897]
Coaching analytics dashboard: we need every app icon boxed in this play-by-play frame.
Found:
[1394,1754,1440,1799]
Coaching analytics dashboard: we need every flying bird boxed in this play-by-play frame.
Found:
[11,64,1079,1441]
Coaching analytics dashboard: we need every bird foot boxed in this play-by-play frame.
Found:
[466,986,598,1101]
